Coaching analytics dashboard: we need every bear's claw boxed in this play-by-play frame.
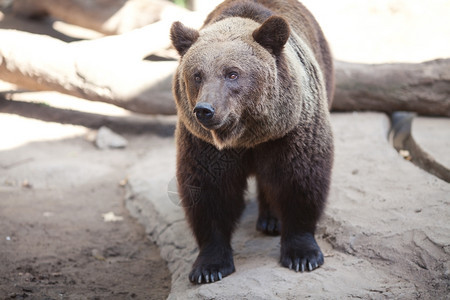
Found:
[256,213,281,236]
[189,267,227,284]
[189,246,234,284]
[283,252,323,272]
[280,232,324,273]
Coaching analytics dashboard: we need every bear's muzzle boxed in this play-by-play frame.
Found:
[193,102,217,128]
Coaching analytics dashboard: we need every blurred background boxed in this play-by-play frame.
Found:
[1,0,449,63]
[178,0,450,63]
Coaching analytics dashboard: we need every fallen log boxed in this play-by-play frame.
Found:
[0,29,177,114]
[0,10,203,115]
[10,0,189,35]
[0,28,448,116]
[333,59,450,117]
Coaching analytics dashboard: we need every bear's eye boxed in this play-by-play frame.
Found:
[194,73,202,83]
[227,72,239,81]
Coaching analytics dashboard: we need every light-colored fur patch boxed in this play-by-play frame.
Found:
[285,31,329,124]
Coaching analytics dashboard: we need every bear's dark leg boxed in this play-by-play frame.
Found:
[184,185,245,284]
[255,126,333,272]
[176,125,248,284]
[278,195,325,273]
[256,181,281,236]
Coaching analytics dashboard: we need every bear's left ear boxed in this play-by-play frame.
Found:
[170,21,200,56]
[252,16,290,55]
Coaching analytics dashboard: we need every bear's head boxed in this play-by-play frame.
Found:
[171,16,302,149]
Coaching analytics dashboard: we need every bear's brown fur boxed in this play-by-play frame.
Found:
[170,0,334,284]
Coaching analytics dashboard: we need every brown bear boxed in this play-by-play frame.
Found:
[170,0,334,284]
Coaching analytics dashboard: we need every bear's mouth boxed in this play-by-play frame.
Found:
[210,117,243,149]
[196,110,232,131]
[213,118,235,135]
[198,120,223,130]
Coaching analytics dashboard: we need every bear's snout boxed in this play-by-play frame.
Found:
[193,102,215,127]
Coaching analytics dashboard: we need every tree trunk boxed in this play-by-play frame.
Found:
[0,28,448,116]
[333,59,450,117]
[0,29,177,114]
[11,0,188,35]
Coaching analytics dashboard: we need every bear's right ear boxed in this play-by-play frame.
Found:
[170,21,200,56]
[253,16,290,56]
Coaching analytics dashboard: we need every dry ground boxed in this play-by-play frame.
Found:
[0,113,173,299]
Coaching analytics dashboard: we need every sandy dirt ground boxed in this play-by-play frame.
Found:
[0,112,173,299]
[0,0,449,299]
[0,3,176,299]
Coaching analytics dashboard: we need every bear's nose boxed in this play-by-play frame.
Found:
[193,102,215,123]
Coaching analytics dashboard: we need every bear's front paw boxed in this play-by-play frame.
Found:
[256,211,281,236]
[280,232,324,272]
[189,247,235,284]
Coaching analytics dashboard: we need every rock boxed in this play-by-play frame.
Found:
[95,126,128,149]
[125,112,450,299]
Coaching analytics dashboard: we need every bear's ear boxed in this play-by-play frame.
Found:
[252,16,290,55]
[170,21,200,56]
